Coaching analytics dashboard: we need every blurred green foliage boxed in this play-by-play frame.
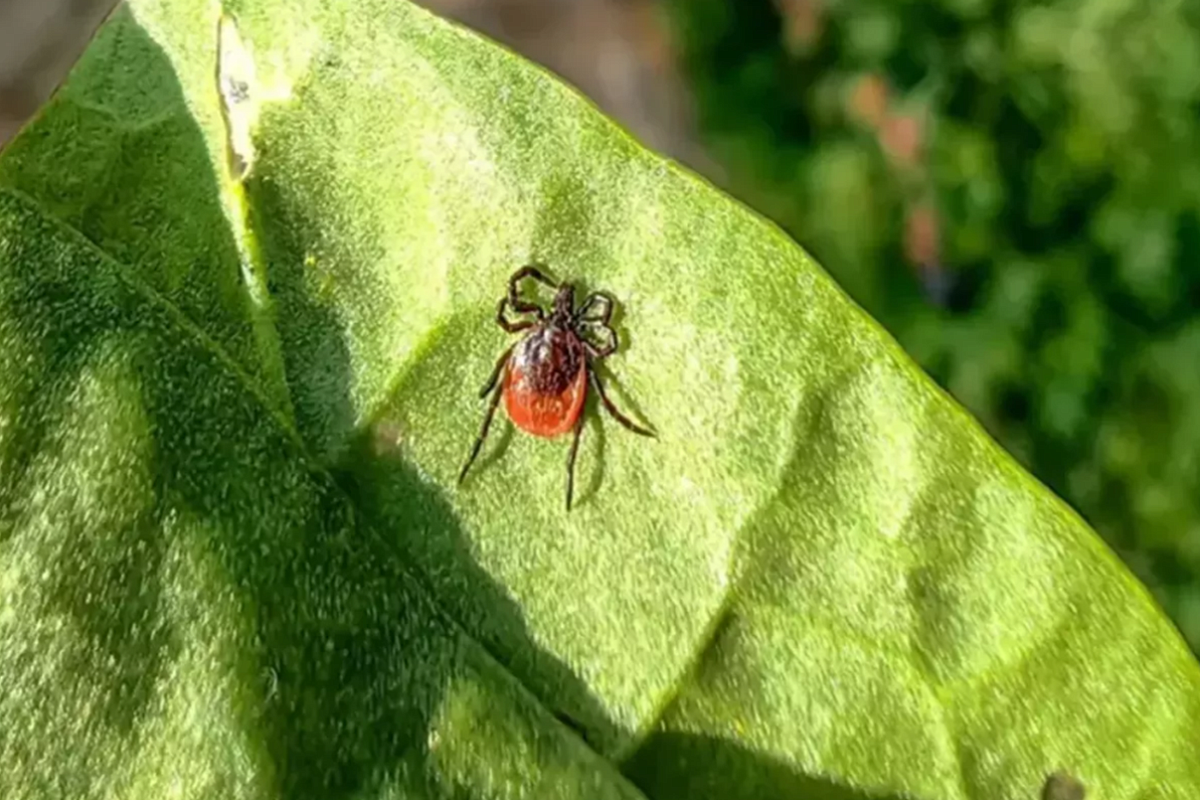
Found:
[666,0,1200,648]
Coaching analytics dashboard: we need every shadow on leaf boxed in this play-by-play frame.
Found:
[624,731,911,800]
[0,11,627,800]
[240,58,624,790]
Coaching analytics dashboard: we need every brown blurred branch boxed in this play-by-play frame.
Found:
[0,0,121,148]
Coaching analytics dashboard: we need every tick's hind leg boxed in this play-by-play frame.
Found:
[589,367,655,437]
[565,412,585,510]
[459,372,506,484]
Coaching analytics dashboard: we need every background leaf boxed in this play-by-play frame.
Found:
[0,1,1198,798]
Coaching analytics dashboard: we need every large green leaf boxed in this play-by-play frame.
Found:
[1,1,1197,798]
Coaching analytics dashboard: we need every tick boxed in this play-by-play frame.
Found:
[458,264,655,510]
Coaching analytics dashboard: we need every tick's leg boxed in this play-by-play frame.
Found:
[459,375,506,484]
[581,324,618,360]
[478,343,516,398]
[565,411,586,511]
[496,297,537,333]
[509,263,557,290]
[574,292,614,325]
[590,366,655,437]
[509,263,557,316]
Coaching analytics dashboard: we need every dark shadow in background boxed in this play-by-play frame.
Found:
[2,12,940,800]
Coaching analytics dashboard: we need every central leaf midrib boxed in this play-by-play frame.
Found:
[220,174,299,426]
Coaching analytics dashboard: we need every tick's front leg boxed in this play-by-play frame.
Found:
[478,343,516,398]
[508,263,558,315]
[496,297,538,333]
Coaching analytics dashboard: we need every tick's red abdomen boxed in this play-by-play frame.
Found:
[503,325,587,438]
